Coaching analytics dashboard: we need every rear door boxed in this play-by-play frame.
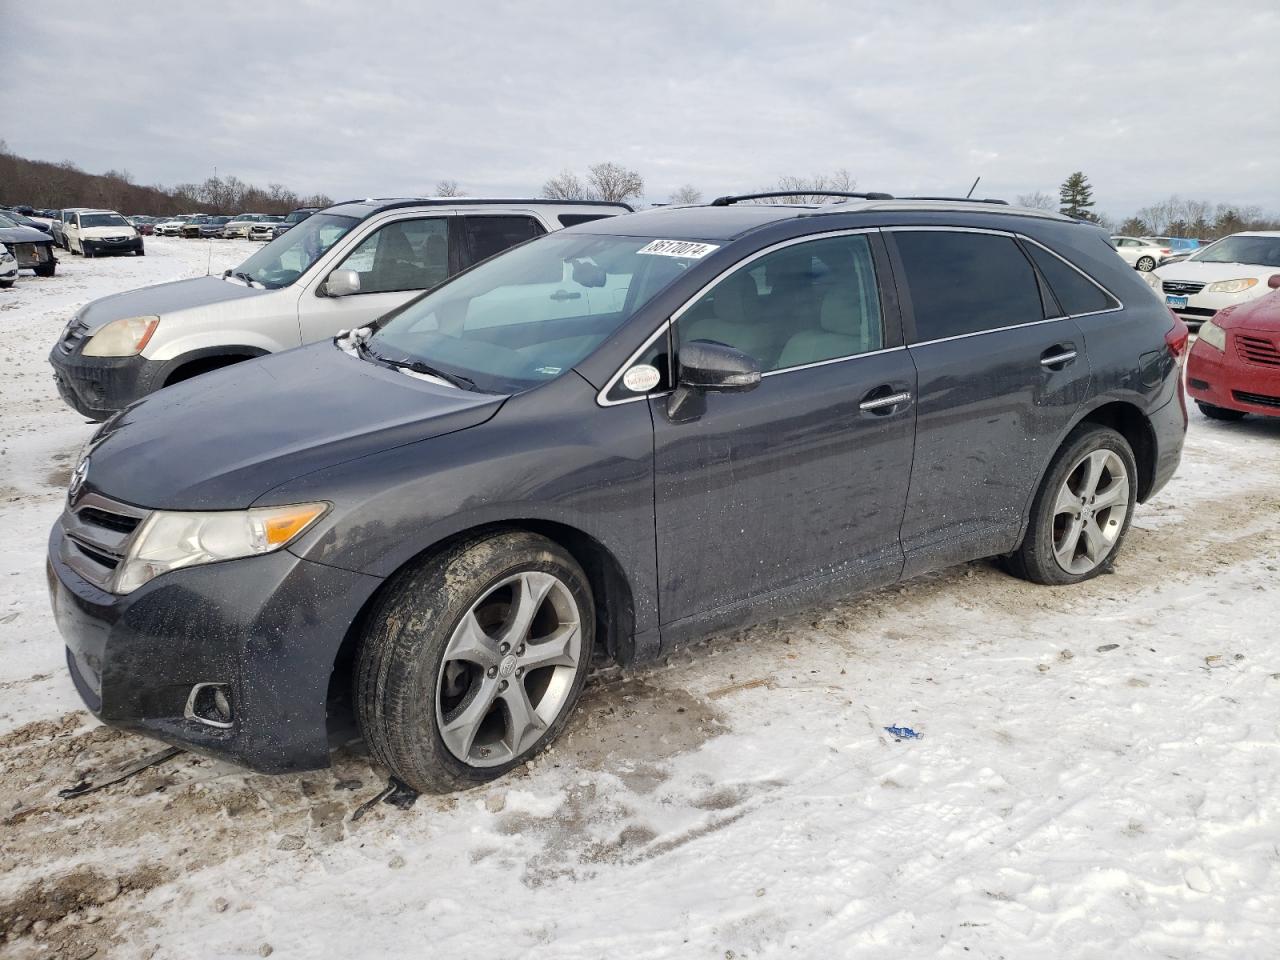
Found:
[298,213,455,343]
[886,227,1092,576]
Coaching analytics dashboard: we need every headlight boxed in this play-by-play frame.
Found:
[1197,317,1227,352]
[1204,278,1258,294]
[114,502,328,593]
[1143,271,1163,291]
[82,316,160,357]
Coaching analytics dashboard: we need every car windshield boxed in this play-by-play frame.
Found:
[0,213,18,227]
[366,233,704,394]
[1191,236,1280,268]
[81,214,131,228]
[232,212,358,288]
[286,210,312,223]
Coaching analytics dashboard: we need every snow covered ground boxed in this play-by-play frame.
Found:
[1,240,1278,959]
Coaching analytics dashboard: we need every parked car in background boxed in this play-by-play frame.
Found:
[0,243,17,288]
[155,215,198,237]
[221,214,268,239]
[1151,231,1280,330]
[0,210,53,234]
[272,207,318,238]
[66,210,144,258]
[45,194,1187,791]
[127,216,157,236]
[249,216,284,241]
[0,212,58,276]
[180,215,214,238]
[52,208,91,249]
[1186,280,1280,420]
[49,198,632,419]
[198,216,233,238]
[1110,235,1168,271]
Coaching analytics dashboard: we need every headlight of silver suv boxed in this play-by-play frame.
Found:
[1204,278,1258,294]
[82,316,160,357]
[1197,317,1227,352]
[114,502,329,593]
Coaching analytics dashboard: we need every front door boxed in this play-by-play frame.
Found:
[885,227,1092,576]
[651,231,917,642]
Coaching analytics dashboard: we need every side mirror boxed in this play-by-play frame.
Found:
[1268,274,1280,290]
[325,269,361,297]
[667,340,762,421]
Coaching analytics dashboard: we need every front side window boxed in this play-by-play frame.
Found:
[367,233,701,393]
[337,217,450,294]
[678,234,883,372]
[893,231,1045,342]
[1026,243,1118,316]
[232,212,357,289]
[462,215,545,265]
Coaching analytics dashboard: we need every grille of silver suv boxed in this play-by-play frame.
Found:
[61,492,149,591]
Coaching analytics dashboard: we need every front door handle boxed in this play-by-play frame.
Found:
[1040,345,1078,369]
[859,389,912,413]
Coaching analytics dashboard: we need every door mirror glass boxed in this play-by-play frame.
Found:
[326,268,361,297]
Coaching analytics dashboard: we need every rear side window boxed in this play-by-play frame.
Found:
[462,216,546,265]
[558,213,611,228]
[1026,243,1118,316]
[894,231,1045,342]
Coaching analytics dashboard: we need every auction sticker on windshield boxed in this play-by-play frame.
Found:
[637,240,720,258]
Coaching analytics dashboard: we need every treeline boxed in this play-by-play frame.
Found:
[0,143,331,216]
[1117,196,1280,242]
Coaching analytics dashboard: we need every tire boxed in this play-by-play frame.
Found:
[1136,256,1155,272]
[356,530,595,793]
[0,280,13,289]
[34,264,55,278]
[1196,401,1246,422]
[1005,424,1138,586]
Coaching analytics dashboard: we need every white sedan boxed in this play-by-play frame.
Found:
[1110,236,1168,272]
[0,243,17,288]
[1149,231,1280,329]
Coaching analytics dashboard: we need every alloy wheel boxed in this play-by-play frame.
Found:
[435,571,582,767]
[1051,449,1130,575]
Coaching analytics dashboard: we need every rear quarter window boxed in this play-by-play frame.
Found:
[1025,243,1119,316]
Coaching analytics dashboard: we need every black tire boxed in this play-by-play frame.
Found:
[82,246,93,259]
[0,280,13,289]
[1136,256,1155,272]
[1196,401,1246,422]
[34,264,55,278]
[356,530,595,793]
[1005,424,1138,586]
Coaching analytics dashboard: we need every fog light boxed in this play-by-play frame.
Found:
[185,682,234,728]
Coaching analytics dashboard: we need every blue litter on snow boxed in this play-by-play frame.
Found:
[884,725,922,740]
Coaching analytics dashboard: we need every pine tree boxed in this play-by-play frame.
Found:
[1059,172,1097,221]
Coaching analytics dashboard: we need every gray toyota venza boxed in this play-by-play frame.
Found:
[47,194,1188,792]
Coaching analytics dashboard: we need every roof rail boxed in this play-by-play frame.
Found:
[710,190,895,206]
[901,196,1009,205]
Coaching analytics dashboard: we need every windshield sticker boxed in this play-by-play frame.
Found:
[636,239,720,259]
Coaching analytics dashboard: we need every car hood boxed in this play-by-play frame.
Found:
[81,225,138,239]
[1155,260,1280,282]
[0,225,52,244]
[1212,288,1280,331]
[76,275,270,333]
[80,341,506,510]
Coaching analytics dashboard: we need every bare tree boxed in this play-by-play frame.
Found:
[753,169,856,204]
[669,185,703,205]
[542,169,589,200]
[1016,190,1056,211]
[435,179,465,197]
[586,162,644,204]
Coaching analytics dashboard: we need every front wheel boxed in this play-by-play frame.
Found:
[0,279,13,289]
[356,530,594,793]
[1005,425,1138,585]
[1196,401,1246,422]
[34,264,55,277]
[1136,256,1156,271]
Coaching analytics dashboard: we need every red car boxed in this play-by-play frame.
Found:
[1186,276,1280,420]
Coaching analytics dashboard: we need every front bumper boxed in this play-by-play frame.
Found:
[48,522,383,773]
[1186,337,1280,417]
[48,346,166,421]
[1161,287,1262,329]
[10,241,55,270]
[84,237,143,256]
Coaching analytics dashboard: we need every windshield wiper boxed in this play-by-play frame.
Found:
[384,356,476,391]
[234,270,258,286]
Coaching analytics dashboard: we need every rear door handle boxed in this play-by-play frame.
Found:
[859,389,912,413]
[1040,345,1078,368]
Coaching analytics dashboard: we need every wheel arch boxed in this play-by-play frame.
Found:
[1072,400,1158,502]
[159,345,270,386]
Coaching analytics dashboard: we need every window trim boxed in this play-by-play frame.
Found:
[883,225,1124,347]
[596,227,892,407]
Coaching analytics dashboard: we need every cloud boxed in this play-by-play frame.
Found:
[6,0,1278,216]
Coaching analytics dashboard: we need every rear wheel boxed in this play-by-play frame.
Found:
[34,263,55,277]
[1006,425,1137,585]
[356,530,594,793]
[1136,256,1156,271]
[1196,401,1246,422]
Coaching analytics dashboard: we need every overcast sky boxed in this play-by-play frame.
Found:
[6,0,1278,216]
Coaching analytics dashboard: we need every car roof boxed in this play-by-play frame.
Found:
[323,197,635,220]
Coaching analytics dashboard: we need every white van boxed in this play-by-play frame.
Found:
[49,198,631,419]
